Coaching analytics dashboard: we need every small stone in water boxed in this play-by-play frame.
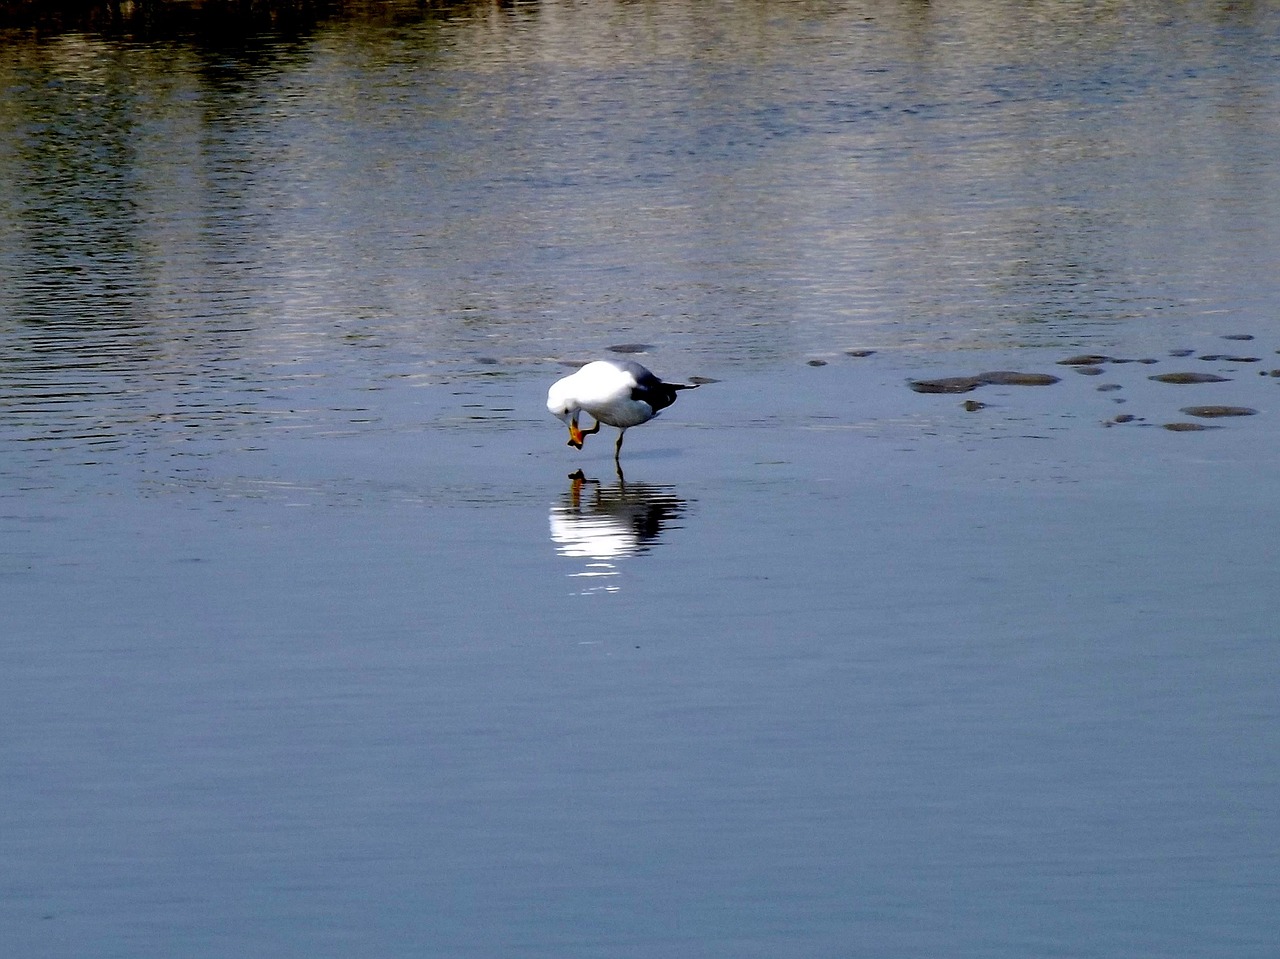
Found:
[1149,372,1231,384]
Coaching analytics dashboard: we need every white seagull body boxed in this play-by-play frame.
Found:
[547,360,698,465]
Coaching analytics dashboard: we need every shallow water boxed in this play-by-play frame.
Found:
[3,3,1280,956]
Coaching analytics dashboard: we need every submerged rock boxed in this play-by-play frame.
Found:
[909,376,984,394]
[975,371,1060,386]
[1058,354,1110,366]
[1199,354,1260,362]
[1180,405,1258,418]
[1163,422,1216,431]
[846,349,876,358]
[910,370,1060,393]
[1149,372,1231,384]
[907,370,1062,394]
[607,343,654,354]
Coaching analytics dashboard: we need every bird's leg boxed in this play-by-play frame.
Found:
[613,429,627,481]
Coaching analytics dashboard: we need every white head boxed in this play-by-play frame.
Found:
[547,378,588,448]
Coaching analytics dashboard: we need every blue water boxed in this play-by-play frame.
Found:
[2,3,1279,956]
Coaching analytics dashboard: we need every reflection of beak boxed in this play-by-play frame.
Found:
[568,469,587,506]
[567,417,584,449]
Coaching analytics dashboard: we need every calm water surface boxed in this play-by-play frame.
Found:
[2,2,1279,956]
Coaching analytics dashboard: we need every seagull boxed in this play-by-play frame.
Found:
[547,360,698,466]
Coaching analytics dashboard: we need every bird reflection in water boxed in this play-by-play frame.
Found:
[549,470,689,595]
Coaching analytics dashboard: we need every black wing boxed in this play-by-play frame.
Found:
[620,361,698,414]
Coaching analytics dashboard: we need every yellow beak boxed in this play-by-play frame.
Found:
[567,418,585,449]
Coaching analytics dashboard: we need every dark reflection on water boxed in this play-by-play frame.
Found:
[4,0,1279,396]
[549,471,689,594]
